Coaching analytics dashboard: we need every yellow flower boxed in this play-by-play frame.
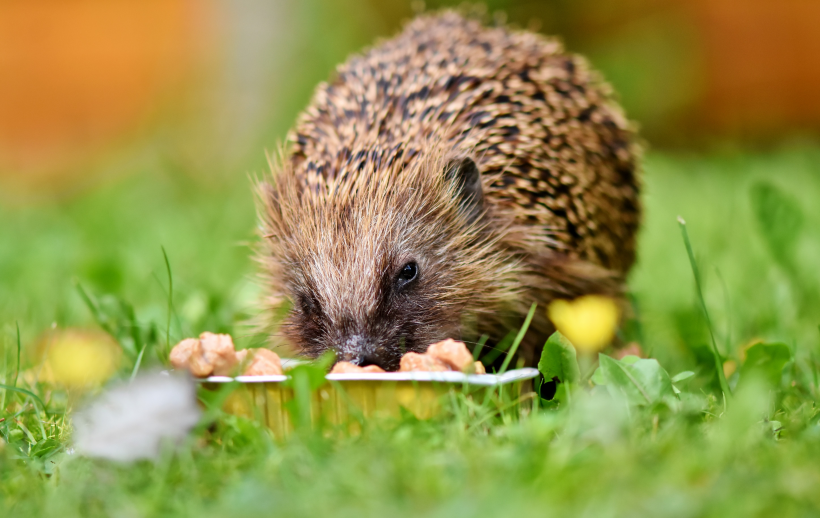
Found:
[547,295,620,353]
[37,329,121,388]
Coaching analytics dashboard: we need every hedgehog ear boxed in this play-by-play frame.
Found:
[444,156,483,221]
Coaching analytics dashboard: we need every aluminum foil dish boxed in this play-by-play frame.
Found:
[203,367,540,437]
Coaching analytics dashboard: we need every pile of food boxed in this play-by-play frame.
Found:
[169,334,485,377]
[170,332,283,377]
[330,339,485,374]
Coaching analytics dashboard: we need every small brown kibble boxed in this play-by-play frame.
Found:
[170,337,213,377]
[399,352,450,372]
[472,361,486,374]
[426,339,474,372]
[170,332,241,378]
[330,362,387,374]
[187,346,216,378]
[169,337,199,370]
[330,361,360,374]
[238,348,283,376]
[198,332,239,376]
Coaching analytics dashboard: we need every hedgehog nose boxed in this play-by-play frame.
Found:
[357,353,386,369]
[339,335,382,366]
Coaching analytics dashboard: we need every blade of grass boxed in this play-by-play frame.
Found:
[499,303,537,374]
[469,392,539,431]
[715,268,732,358]
[13,322,20,389]
[15,419,37,445]
[152,271,185,345]
[33,399,47,441]
[75,280,116,337]
[482,331,515,366]
[812,326,820,397]
[0,384,47,414]
[130,344,147,382]
[472,334,489,360]
[678,217,731,398]
[1,323,23,412]
[123,301,142,360]
[162,246,174,352]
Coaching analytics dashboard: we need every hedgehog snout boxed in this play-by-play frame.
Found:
[337,334,388,369]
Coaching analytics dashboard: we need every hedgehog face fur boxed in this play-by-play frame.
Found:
[260,148,518,370]
[258,11,640,368]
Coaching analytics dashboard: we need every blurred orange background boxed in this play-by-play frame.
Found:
[687,0,820,139]
[0,0,818,190]
[0,0,213,183]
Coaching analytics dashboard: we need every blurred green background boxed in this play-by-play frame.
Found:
[1,0,819,373]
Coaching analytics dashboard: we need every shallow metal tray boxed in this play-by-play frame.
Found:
[203,367,539,437]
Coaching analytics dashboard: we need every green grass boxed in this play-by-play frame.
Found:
[2,144,820,516]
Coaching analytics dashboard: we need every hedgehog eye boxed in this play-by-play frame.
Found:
[396,262,419,289]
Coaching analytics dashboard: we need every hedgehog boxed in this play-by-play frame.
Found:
[257,11,640,371]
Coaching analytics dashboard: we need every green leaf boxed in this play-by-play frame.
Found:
[597,354,675,406]
[537,331,580,385]
[591,366,606,386]
[671,371,695,383]
[749,182,803,269]
[29,438,62,460]
[739,342,791,388]
[619,355,641,365]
